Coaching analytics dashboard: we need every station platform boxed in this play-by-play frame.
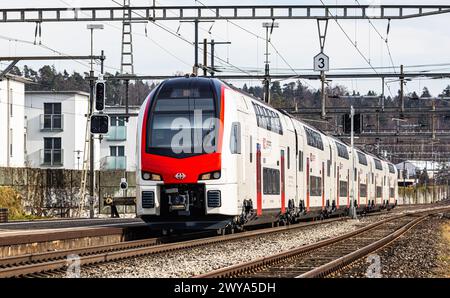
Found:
[0,218,149,258]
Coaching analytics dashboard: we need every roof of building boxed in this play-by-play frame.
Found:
[1,74,33,84]
[104,105,141,116]
[25,90,90,97]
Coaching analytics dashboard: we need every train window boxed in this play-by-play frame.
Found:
[354,168,357,181]
[372,173,374,183]
[360,184,367,197]
[263,168,280,195]
[376,186,382,198]
[147,79,218,157]
[304,127,324,150]
[327,160,331,177]
[252,102,283,135]
[230,122,241,154]
[384,176,386,186]
[339,181,348,197]
[299,150,304,172]
[357,151,368,166]
[374,158,383,170]
[287,147,290,169]
[310,176,322,196]
[388,164,396,174]
[329,144,332,161]
[390,187,395,197]
[335,142,349,159]
[250,136,253,163]
[252,102,260,126]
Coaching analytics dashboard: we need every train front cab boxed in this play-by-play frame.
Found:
[136,78,239,230]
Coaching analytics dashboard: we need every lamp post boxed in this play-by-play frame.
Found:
[86,24,104,219]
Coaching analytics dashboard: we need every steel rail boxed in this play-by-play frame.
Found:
[0,217,344,278]
[297,214,429,278]
[195,206,450,278]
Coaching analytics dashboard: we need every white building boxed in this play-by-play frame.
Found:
[0,75,27,168]
[99,105,139,172]
[396,160,449,180]
[25,91,100,170]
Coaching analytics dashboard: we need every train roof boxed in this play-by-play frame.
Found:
[158,76,393,165]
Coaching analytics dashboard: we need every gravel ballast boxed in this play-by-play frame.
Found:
[331,214,450,278]
[53,206,447,278]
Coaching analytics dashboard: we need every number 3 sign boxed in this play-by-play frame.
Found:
[314,52,329,72]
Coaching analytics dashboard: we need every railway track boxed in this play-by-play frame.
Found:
[196,207,450,278]
[0,217,345,278]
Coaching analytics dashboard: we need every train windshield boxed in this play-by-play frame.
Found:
[147,79,219,157]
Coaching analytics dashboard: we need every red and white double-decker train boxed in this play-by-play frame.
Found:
[136,77,398,230]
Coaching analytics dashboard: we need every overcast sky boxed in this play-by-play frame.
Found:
[1,0,450,97]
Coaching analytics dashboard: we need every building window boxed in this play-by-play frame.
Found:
[110,146,125,157]
[9,129,13,157]
[111,116,125,126]
[263,168,280,195]
[310,176,322,196]
[43,137,62,165]
[9,88,13,117]
[43,103,62,130]
[24,133,27,155]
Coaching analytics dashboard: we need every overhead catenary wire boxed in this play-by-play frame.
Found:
[319,0,394,98]
[193,0,315,89]
[0,34,116,73]
[109,0,251,75]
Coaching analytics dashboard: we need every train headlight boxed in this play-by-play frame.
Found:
[142,172,162,181]
[200,173,211,180]
[199,171,221,180]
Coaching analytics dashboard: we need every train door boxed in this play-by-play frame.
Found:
[297,135,305,211]
[236,110,248,205]
[256,143,262,216]
[280,149,286,213]
[306,156,310,212]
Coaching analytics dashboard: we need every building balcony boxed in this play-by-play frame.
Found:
[100,156,126,170]
[40,114,64,131]
[40,149,64,166]
[105,126,126,141]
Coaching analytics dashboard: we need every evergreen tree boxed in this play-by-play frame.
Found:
[420,87,431,98]
[439,85,450,97]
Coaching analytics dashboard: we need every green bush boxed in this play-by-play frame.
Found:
[0,186,24,219]
[0,186,42,220]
